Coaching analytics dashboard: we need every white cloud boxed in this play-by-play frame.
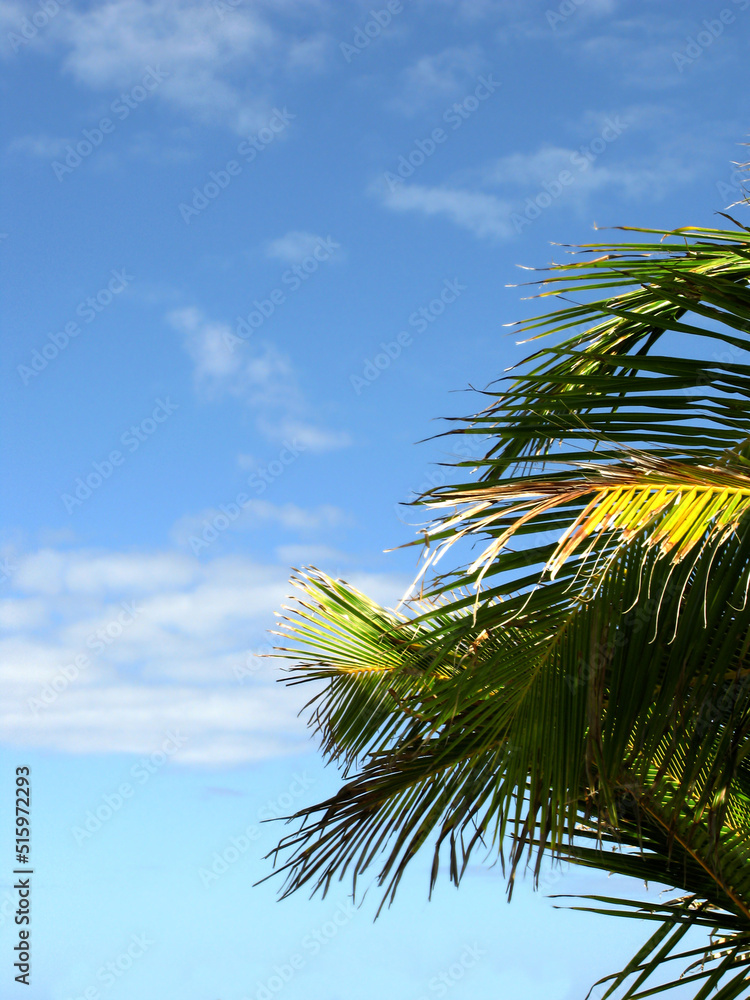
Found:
[0,599,47,630]
[263,420,352,453]
[14,549,198,595]
[265,230,334,265]
[168,306,244,383]
[0,0,34,49]
[485,141,699,202]
[486,146,578,186]
[243,500,346,530]
[168,305,351,450]
[118,128,197,165]
[375,109,702,241]
[0,683,305,764]
[171,498,348,547]
[573,13,702,88]
[379,182,516,240]
[8,128,197,170]
[0,547,408,764]
[393,45,485,115]
[36,526,77,547]
[6,134,70,158]
[58,0,276,133]
[445,0,618,41]
[167,305,296,402]
[3,0,326,133]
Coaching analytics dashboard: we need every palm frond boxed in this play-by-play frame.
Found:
[266,221,750,1000]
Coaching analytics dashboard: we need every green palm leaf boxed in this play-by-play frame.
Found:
[266,219,750,999]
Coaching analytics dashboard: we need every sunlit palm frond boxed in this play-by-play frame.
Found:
[266,221,750,1000]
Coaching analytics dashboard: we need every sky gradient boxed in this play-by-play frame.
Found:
[2,1,750,997]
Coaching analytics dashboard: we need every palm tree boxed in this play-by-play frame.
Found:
[267,219,750,1000]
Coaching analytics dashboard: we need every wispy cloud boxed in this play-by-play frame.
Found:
[5,0,328,133]
[378,182,516,240]
[577,12,701,88]
[171,498,348,546]
[168,305,293,399]
[6,134,70,157]
[14,549,198,596]
[485,143,695,201]
[65,0,275,132]
[167,305,351,451]
[0,546,408,763]
[375,104,703,241]
[265,230,341,265]
[440,0,616,40]
[167,305,301,417]
[260,420,351,452]
[392,45,486,115]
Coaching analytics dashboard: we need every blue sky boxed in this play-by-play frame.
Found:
[1,0,749,996]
